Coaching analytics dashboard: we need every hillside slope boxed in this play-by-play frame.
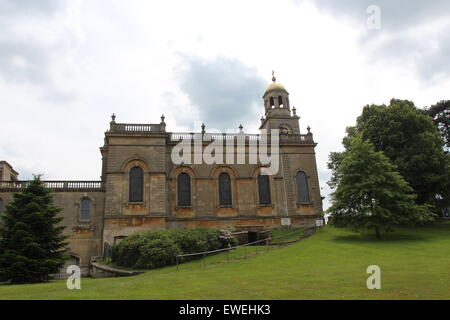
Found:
[1,223,450,300]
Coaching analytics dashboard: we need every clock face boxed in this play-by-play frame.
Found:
[279,124,292,135]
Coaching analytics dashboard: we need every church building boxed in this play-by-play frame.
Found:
[0,74,323,275]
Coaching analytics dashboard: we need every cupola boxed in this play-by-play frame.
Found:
[262,71,291,114]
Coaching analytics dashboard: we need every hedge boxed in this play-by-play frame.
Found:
[111,228,237,269]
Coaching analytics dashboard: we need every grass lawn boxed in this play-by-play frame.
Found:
[270,227,305,243]
[1,223,450,300]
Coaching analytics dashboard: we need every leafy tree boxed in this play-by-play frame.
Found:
[424,100,450,152]
[0,176,68,283]
[329,136,433,238]
[329,99,449,208]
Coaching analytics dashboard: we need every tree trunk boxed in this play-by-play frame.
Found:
[375,226,381,239]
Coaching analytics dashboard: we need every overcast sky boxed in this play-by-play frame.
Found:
[1,0,449,209]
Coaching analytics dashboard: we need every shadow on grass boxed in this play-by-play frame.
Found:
[331,229,427,244]
[327,222,450,245]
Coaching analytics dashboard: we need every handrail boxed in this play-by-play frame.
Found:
[175,223,317,270]
[177,237,271,258]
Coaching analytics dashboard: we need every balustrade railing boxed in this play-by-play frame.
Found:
[170,132,261,142]
[280,134,314,143]
[108,123,314,144]
[110,123,165,133]
[169,132,313,143]
[0,181,105,191]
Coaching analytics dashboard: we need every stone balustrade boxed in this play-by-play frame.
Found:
[110,123,165,133]
[108,123,314,144]
[0,181,105,192]
[169,132,314,144]
[280,133,314,144]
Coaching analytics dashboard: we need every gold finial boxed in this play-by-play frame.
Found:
[272,70,276,83]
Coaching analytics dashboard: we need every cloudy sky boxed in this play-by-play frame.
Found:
[1,0,449,209]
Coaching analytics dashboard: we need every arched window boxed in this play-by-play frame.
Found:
[258,174,271,205]
[218,172,232,206]
[296,171,310,204]
[129,166,144,202]
[278,96,283,107]
[80,198,91,221]
[177,172,191,206]
[269,97,274,108]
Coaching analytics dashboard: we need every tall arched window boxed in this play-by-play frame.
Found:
[296,171,310,204]
[218,172,232,206]
[278,95,283,107]
[129,166,144,202]
[258,174,271,205]
[80,198,91,221]
[269,97,274,108]
[177,172,191,206]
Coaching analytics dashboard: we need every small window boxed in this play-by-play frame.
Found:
[218,172,232,206]
[296,171,310,204]
[177,172,191,206]
[80,198,91,221]
[129,166,144,202]
[258,174,271,205]
[278,96,283,107]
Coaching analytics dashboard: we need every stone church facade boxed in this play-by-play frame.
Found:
[0,75,323,275]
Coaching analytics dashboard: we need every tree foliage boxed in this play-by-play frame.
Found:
[329,136,433,238]
[328,99,450,209]
[424,100,450,151]
[0,176,68,283]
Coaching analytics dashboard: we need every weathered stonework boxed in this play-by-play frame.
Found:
[0,77,323,275]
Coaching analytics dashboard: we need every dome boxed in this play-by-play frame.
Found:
[264,71,288,95]
[264,82,287,94]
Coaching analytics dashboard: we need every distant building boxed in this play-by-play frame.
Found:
[0,161,18,181]
[0,75,323,275]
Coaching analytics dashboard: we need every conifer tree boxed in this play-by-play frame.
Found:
[0,176,68,283]
[329,136,434,238]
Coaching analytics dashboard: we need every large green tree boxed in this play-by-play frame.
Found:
[329,136,433,238]
[0,176,68,283]
[329,99,449,208]
[424,100,450,152]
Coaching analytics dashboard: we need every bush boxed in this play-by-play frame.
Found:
[136,237,181,269]
[111,227,236,269]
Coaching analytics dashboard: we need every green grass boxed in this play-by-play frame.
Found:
[1,223,450,300]
[270,227,304,243]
